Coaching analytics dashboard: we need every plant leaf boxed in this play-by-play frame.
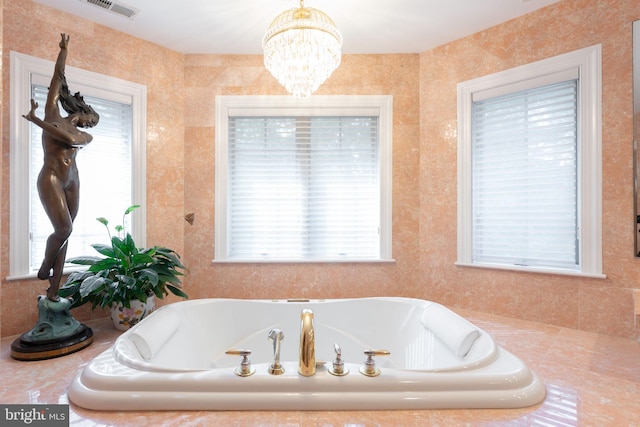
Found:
[92,243,115,258]
[88,257,119,272]
[132,288,149,302]
[131,252,154,265]
[139,268,159,286]
[58,281,80,297]
[63,270,94,285]
[79,276,110,298]
[166,284,188,299]
[124,204,141,215]
[65,255,102,266]
[116,275,137,287]
[124,233,139,255]
[111,235,131,256]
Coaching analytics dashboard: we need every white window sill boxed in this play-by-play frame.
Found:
[455,261,606,279]
[6,266,86,282]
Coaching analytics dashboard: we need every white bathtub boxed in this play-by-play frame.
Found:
[68,297,546,411]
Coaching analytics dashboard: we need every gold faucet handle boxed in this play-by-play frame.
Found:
[225,349,251,357]
[364,349,390,357]
[225,349,255,377]
[360,349,390,377]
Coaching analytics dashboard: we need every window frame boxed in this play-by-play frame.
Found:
[8,51,147,279]
[456,44,604,278]
[214,95,394,263]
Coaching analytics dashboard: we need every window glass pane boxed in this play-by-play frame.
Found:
[471,80,578,269]
[228,115,379,260]
[308,117,379,258]
[29,84,133,272]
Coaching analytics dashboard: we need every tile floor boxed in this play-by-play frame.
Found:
[1,308,639,426]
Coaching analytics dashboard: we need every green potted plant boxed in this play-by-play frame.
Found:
[59,205,188,330]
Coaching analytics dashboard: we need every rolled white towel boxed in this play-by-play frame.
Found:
[129,307,180,360]
[420,303,480,357]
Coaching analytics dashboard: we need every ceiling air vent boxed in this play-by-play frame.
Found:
[79,0,139,19]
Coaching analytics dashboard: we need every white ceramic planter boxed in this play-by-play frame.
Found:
[110,295,155,331]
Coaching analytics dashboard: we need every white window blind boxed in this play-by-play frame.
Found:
[227,115,380,260]
[471,80,578,269]
[29,85,133,272]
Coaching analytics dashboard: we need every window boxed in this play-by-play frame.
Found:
[457,45,603,277]
[9,51,147,279]
[215,95,393,262]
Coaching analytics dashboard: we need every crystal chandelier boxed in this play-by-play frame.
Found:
[263,0,343,98]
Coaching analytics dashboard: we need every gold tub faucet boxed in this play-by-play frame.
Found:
[298,309,316,376]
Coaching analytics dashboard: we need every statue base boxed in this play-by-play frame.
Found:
[11,326,93,361]
[10,295,94,361]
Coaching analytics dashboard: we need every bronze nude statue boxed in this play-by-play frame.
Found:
[22,33,99,302]
[10,33,98,359]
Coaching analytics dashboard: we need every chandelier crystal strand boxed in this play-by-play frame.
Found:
[263,0,343,98]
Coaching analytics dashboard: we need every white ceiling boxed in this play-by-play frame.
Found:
[32,0,561,54]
